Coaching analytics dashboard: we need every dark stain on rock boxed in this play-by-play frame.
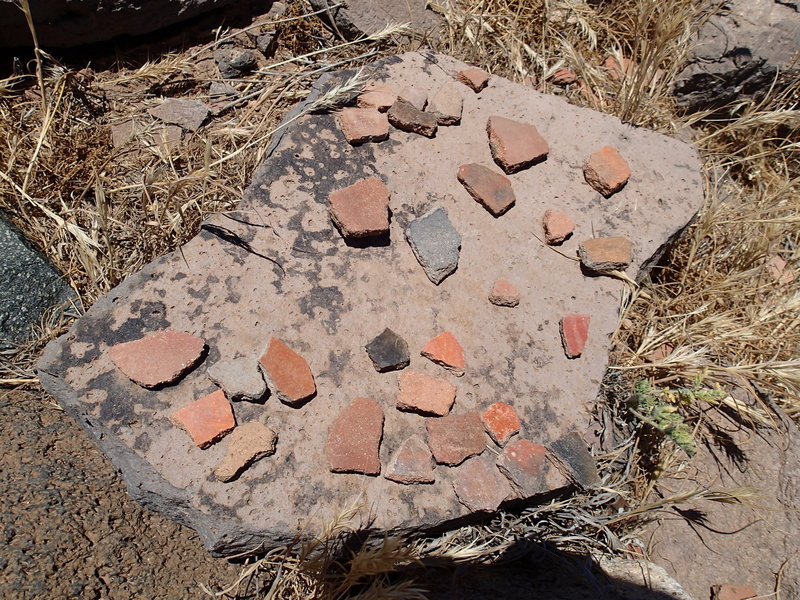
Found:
[88,370,169,426]
[198,226,247,266]
[133,432,152,453]
[318,348,352,387]
[298,285,346,334]
[55,332,101,370]
[187,283,210,301]
[196,489,239,520]
[109,301,170,346]
[287,206,335,254]
[225,276,241,304]
[172,272,187,281]
[519,387,561,440]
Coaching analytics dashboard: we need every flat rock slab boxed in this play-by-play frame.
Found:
[38,52,704,556]
[148,98,210,132]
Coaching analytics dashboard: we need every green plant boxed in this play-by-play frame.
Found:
[629,378,725,457]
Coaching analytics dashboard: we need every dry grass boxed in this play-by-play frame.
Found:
[431,0,717,129]
[613,82,800,419]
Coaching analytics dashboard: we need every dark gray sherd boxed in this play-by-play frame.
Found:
[365,328,410,372]
[549,431,600,489]
[405,207,461,285]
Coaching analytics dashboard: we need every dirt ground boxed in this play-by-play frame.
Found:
[0,389,240,599]
[644,399,800,600]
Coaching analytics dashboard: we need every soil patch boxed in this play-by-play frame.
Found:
[0,389,237,599]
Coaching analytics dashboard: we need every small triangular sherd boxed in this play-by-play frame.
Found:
[384,435,435,484]
[421,330,465,376]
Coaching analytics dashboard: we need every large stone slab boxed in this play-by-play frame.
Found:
[38,52,703,556]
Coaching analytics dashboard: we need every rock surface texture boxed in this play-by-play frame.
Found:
[674,0,800,113]
[0,213,76,346]
[38,53,704,556]
[309,0,441,41]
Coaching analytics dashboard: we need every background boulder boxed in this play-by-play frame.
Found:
[0,0,241,48]
[674,0,800,112]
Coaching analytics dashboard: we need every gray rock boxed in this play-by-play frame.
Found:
[674,0,800,112]
[549,431,600,489]
[0,0,239,48]
[209,82,237,99]
[208,82,238,115]
[256,32,277,57]
[148,98,209,132]
[598,557,695,600]
[308,0,441,41]
[217,60,239,80]
[365,328,410,372]
[215,48,258,79]
[230,50,257,72]
[0,213,76,347]
[207,357,267,402]
[405,207,461,285]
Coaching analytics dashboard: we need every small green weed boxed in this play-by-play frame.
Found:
[630,378,725,457]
